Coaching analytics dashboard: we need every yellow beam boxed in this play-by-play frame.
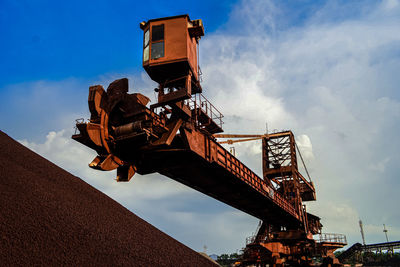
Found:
[214,131,292,139]
[218,137,262,144]
[213,134,263,138]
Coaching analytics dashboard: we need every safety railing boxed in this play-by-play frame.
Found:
[189,93,224,130]
[363,241,400,251]
[317,233,347,244]
[74,118,85,135]
[214,143,299,221]
[273,190,297,218]
[246,235,257,245]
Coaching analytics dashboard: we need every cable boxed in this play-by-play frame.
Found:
[295,142,312,183]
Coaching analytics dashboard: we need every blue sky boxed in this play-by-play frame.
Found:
[0,0,233,86]
[1,0,400,255]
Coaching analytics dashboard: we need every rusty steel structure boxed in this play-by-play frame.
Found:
[72,15,346,266]
[215,133,347,266]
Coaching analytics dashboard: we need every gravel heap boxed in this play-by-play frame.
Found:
[0,131,218,266]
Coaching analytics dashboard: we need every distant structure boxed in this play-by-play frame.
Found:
[359,219,366,245]
[383,224,389,242]
[339,222,399,264]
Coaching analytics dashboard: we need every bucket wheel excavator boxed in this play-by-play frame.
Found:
[72,14,347,266]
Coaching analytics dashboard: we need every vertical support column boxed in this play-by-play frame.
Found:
[302,204,309,233]
[289,133,299,189]
[185,73,192,96]
[288,132,302,216]
[262,137,270,181]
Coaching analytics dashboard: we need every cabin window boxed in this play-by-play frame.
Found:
[152,25,164,42]
[143,29,149,62]
[151,42,164,59]
[151,24,164,59]
[144,29,149,47]
[143,45,149,62]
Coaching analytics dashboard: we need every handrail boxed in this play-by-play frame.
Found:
[189,93,224,129]
[215,142,299,221]
[317,233,347,244]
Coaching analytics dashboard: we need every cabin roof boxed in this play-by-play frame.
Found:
[140,14,190,29]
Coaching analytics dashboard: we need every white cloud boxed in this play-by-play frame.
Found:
[200,0,400,249]
[296,134,315,163]
[19,130,191,199]
[382,0,399,11]
[308,201,360,235]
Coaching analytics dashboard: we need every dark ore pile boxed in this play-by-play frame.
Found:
[0,131,218,266]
